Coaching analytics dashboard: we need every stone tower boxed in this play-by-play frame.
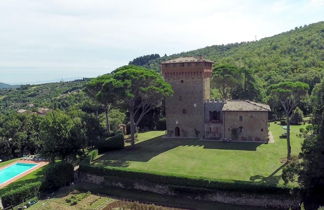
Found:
[161,57,213,138]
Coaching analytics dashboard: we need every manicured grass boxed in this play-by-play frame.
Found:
[94,122,307,187]
[0,158,19,168]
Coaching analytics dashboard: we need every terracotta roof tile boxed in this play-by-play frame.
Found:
[161,56,213,64]
[222,100,270,111]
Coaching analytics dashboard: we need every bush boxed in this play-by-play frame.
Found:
[88,149,98,162]
[97,133,124,153]
[1,182,41,208]
[291,107,304,125]
[40,162,74,192]
[280,120,287,125]
[80,149,99,165]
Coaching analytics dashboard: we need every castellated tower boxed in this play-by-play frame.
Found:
[161,57,213,138]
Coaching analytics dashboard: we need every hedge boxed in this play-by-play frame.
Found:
[1,182,41,208]
[97,133,124,153]
[79,164,296,195]
[40,162,74,192]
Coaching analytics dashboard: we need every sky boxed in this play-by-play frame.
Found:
[0,0,324,85]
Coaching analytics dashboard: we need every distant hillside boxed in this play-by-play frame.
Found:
[0,83,20,89]
[137,22,324,89]
[0,79,89,112]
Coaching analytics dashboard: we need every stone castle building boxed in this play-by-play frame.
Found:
[161,57,270,142]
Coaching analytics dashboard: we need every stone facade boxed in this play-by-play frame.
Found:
[161,57,212,138]
[161,57,270,142]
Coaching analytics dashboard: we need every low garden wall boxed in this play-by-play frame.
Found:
[78,164,300,209]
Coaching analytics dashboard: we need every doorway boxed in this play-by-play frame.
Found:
[175,127,180,137]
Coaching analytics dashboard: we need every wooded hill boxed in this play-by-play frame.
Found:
[1,22,324,113]
[0,79,88,113]
[0,83,20,89]
[133,22,324,92]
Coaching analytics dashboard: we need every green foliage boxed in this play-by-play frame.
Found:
[298,80,324,209]
[88,149,99,162]
[0,112,43,160]
[129,54,160,67]
[110,65,173,146]
[212,64,240,99]
[40,110,86,162]
[40,162,74,192]
[65,192,90,206]
[97,134,124,153]
[138,22,324,89]
[0,79,88,113]
[291,107,304,125]
[282,157,300,185]
[85,74,122,134]
[109,108,126,132]
[0,182,41,208]
[269,81,309,159]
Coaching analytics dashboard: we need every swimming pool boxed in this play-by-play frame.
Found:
[0,163,37,184]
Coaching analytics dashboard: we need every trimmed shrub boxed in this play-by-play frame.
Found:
[1,182,41,208]
[40,162,74,192]
[97,134,124,153]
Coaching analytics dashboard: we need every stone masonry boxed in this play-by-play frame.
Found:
[161,57,270,142]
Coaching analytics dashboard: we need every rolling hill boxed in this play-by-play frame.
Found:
[0,83,20,89]
[134,21,324,90]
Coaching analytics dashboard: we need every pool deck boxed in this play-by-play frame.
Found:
[0,160,48,189]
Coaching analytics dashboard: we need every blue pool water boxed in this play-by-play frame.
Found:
[0,163,37,184]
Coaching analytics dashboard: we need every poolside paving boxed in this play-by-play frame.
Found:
[0,160,48,189]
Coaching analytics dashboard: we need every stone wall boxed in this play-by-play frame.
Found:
[79,172,299,209]
[223,111,269,142]
[162,62,212,138]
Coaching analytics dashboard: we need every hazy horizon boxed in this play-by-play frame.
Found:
[1,0,324,85]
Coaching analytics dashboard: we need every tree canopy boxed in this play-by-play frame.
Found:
[269,81,309,159]
[111,65,173,146]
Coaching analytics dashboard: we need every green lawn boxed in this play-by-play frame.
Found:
[94,122,307,187]
[0,158,19,168]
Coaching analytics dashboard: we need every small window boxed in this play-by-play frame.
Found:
[181,80,184,83]
[182,109,187,114]
[261,128,264,132]
[239,116,243,121]
[239,126,243,133]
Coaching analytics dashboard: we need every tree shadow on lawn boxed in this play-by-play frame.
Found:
[95,136,263,167]
[249,162,288,186]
